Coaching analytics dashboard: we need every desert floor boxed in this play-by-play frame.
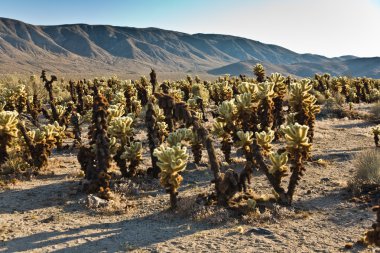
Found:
[1,106,379,253]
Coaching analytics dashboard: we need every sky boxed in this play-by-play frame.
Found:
[0,0,379,57]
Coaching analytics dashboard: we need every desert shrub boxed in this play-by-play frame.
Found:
[370,102,380,121]
[349,149,380,194]
[319,97,344,118]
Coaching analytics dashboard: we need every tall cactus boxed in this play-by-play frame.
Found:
[282,123,311,203]
[253,63,266,83]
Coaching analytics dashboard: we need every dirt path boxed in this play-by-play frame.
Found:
[0,118,379,252]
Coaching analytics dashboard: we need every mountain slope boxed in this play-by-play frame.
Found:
[0,17,379,77]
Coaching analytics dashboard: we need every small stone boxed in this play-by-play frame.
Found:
[344,243,353,249]
[320,178,330,183]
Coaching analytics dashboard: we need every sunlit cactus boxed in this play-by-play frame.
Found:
[108,104,126,121]
[269,73,287,138]
[108,116,133,145]
[268,152,289,175]
[121,141,143,177]
[218,100,237,123]
[257,82,275,131]
[167,128,192,147]
[210,81,233,105]
[0,111,19,164]
[253,63,266,82]
[235,131,254,150]
[281,123,311,204]
[289,79,320,142]
[153,145,189,209]
[19,121,59,170]
[237,82,258,94]
[255,130,275,155]
[281,123,311,154]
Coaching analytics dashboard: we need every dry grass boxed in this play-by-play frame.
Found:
[370,102,380,121]
[349,149,380,194]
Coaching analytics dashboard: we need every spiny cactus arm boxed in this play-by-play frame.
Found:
[255,130,275,155]
[268,152,289,175]
[281,123,311,151]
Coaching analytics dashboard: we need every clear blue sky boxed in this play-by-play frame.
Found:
[1,0,380,57]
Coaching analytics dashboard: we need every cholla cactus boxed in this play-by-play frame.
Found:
[238,82,258,94]
[268,152,289,175]
[253,63,266,82]
[282,123,311,204]
[153,145,189,208]
[19,121,61,169]
[189,130,203,165]
[257,82,275,131]
[0,111,19,164]
[167,128,192,147]
[121,141,142,177]
[212,121,233,163]
[108,115,134,177]
[255,130,275,155]
[235,131,254,150]
[372,126,380,147]
[282,123,311,155]
[46,121,66,149]
[289,79,320,142]
[108,104,126,121]
[218,100,237,123]
[210,81,233,105]
[269,73,287,138]
[108,116,133,146]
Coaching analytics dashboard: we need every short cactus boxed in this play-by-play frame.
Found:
[0,111,19,164]
[154,145,189,209]
[121,141,143,177]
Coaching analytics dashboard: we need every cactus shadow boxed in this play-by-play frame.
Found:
[334,121,373,129]
[313,147,371,162]
[0,180,81,215]
[1,212,222,252]
[294,189,349,211]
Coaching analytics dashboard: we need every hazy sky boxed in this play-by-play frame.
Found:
[1,0,379,57]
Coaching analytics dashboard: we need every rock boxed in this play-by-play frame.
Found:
[246,227,273,236]
[344,243,353,249]
[85,194,108,208]
[320,177,330,183]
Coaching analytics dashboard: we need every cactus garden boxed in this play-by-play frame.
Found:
[0,67,379,252]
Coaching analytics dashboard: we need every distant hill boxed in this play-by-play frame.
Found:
[0,17,379,78]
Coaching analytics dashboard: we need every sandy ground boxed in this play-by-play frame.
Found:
[1,110,380,252]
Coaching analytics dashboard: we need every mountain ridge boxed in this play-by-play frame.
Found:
[0,17,379,78]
